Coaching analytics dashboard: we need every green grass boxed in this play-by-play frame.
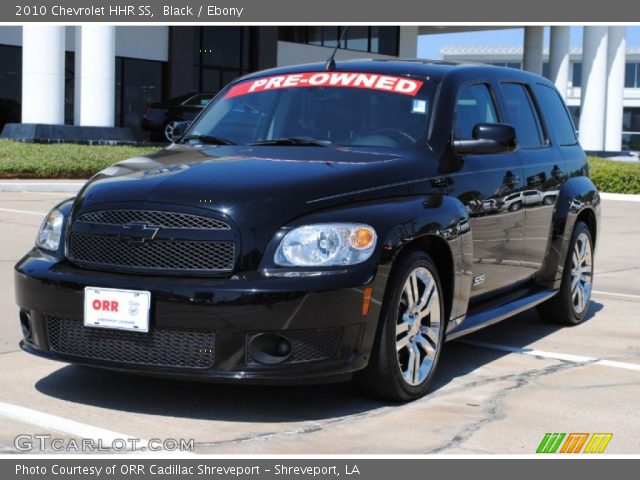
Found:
[0,140,160,179]
[0,141,639,194]
[588,156,640,195]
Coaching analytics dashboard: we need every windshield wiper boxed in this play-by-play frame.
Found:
[181,134,236,145]
[248,137,331,147]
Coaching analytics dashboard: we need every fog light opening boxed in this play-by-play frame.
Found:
[248,333,292,364]
[19,310,32,340]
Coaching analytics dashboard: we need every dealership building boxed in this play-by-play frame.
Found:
[0,26,417,140]
[0,25,636,152]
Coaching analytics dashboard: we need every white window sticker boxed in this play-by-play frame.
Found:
[412,99,427,114]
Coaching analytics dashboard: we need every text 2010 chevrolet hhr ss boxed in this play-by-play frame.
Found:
[15,60,600,401]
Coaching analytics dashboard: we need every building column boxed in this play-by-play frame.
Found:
[523,26,544,75]
[398,26,419,58]
[21,26,65,125]
[605,26,626,152]
[74,26,115,127]
[549,26,571,99]
[579,27,609,151]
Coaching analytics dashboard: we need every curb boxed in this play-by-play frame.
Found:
[599,192,640,202]
[0,181,85,193]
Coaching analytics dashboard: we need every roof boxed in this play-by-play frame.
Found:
[238,58,499,84]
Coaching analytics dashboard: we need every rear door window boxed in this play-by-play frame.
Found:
[532,84,578,146]
[500,83,546,148]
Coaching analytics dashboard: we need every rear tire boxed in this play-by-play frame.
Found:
[537,221,594,325]
[356,251,445,401]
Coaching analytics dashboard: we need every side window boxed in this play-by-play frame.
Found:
[454,84,499,140]
[501,83,545,148]
[533,84,578,146]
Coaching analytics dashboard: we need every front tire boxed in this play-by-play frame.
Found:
[163,120,179,142]
[537,221,594,325]
[356,251,445,401]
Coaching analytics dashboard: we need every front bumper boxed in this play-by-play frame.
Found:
[15,249,387,384]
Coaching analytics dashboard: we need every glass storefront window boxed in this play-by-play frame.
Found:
[572,62,582,87]
[622,134,640,151]
[622,108,640,151]
[625,63,638,88]
[193,27,252,95]
[371,26,399,55]
[623,108,640,132]
[278,27,399,56]
[201,27,242,69]
[0,45,22,129]
[116,57,163,139]
[346,26,369,52]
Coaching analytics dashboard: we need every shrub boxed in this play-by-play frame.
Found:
[588,156,640,194]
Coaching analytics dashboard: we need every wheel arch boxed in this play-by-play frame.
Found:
[390,234,456,323]
[536,176,601,289]
[379,194,473,324]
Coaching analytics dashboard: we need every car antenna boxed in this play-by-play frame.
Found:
[325,26,348,71]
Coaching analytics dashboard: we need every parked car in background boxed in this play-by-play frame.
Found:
[523,189,544,206]
[503,191,525,211]
[542,190,559,205]
[141,92,215,142]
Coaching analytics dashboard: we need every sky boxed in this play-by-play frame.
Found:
[418,26,640,59]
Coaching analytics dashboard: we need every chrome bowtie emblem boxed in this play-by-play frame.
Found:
[117,223,160,244]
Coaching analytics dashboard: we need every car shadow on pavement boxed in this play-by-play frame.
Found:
[34,300,603,422]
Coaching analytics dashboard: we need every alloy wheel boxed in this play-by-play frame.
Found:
[570,232,593,314]
[395,266,441,386]
[164,121,178,142]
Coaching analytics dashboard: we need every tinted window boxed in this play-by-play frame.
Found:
[454,84,499,140]
[533,84,578,146]
[501,83,545,148]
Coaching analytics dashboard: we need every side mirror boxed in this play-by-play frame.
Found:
[453,123,517,155]
[169,121,191,143]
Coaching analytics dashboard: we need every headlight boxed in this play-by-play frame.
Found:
[274,223,377,267]
[36,209,64,251]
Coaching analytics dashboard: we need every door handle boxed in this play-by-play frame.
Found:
[503,174,520,186]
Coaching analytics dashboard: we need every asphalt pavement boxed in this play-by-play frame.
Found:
[0,191,638,454]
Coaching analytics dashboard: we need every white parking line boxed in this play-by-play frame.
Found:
[459,339,640,372]
[0,207,46,216]
[0,400,146,445]
[592,290,640,300]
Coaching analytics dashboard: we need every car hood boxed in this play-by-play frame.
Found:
[73,144,439,228]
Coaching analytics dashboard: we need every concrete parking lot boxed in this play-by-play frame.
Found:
[0,190,638,454]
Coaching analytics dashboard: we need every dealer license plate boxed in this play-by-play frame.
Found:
[84,287,151,333]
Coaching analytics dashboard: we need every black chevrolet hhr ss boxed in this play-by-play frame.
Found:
[15,60,600,401]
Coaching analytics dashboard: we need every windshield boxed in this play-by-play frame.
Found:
[184,71,435,148]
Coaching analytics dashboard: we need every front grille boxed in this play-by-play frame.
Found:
[46,315,214,369]
[247,328,342,365]
[68,234,235,274]
[76,210,230,230]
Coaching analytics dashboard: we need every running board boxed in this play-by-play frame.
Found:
[446,288,557,341]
